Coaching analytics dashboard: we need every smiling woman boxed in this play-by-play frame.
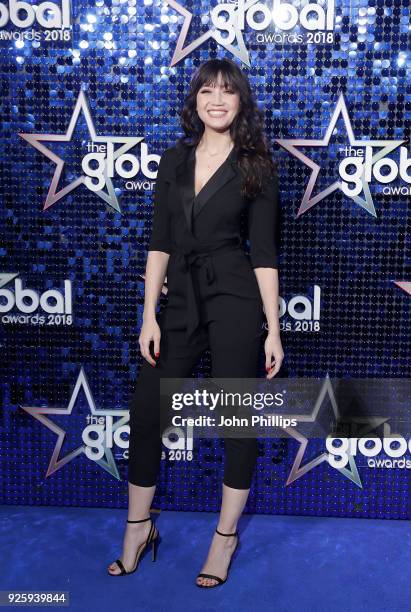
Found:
[180,58,278,200]
[108,57,283,589]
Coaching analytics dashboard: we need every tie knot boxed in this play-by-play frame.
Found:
[182,252,215,285]
[183,252,207,267]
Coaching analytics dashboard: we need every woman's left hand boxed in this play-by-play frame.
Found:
[264,332,284,379]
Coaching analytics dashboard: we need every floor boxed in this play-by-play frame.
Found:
[0,505,409,611]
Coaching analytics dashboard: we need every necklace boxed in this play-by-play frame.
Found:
[198,141,234,169]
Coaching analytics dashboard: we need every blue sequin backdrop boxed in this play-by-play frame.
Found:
[0,0,410,517]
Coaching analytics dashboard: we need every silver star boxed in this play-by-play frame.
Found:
[19,89,143,212]
[275,92,406,217]
[277,373,389,487]
[394,281,411,297]
[20,366,129,480]
[164,0,261,67]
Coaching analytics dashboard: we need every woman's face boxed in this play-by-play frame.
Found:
[196,72,240,134]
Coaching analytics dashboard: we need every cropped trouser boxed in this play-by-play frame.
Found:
[127,295,264,490]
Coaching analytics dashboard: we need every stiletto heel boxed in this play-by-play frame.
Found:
[108,516,160,576]
[196,527,240,588]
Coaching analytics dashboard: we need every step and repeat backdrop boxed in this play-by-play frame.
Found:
[1,0,410,517]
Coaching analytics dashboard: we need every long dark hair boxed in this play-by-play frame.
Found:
[177,58,277,200]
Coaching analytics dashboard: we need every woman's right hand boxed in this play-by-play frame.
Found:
[139,316,161,367]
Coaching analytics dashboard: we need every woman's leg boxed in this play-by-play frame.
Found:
[109,327,208,574]
[196,297,264,586]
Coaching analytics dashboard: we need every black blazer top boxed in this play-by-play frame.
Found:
[147,142,279,340]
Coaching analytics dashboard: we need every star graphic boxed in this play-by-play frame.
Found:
[164,0,260,67]
[393,281,411,297]
[275,93,407,218]
[20,366,130,480]
[0,273,18,289]
[19,89,143,213]
[277,373,389,487]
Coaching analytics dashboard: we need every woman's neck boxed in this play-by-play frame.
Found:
[198,130,233,155]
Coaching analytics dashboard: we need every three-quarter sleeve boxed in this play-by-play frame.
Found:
[247,171,279,269]
[147,148,172,254]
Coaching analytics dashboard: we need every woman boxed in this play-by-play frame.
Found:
[108,58,284,587]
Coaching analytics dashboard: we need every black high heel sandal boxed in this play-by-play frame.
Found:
[108,516,160,576]
[196,527,240,588]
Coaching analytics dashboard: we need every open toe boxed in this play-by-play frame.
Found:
[107,517,160,577]
[108,562,122,575]
[195,527,239,589]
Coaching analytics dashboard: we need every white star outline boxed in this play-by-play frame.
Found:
[19,89,144,213]
[20,366,130,480]
[275,92,407,218]
[164,0,262,67]
[394,281,411,297]
[277,373,390,488]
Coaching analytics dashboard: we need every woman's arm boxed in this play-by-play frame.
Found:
[248,171,283,379]
[253,268,280,336]
[143,251,170,324]
[140,149,172,366]
[253,268,283,379]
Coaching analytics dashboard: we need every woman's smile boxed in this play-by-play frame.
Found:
[207,109,228,117]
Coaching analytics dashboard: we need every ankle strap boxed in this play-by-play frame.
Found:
[215,527,238,537]
[127,516,151,523]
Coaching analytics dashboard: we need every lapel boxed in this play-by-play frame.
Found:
[175,143,239,234]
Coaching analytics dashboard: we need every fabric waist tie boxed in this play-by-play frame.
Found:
[172,237,241,342]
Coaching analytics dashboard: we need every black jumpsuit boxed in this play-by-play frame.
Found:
[128,142,279,489]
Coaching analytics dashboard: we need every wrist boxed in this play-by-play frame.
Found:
[143,310,157,322]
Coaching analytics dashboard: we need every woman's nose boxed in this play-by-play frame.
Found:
[212,89,223,104]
